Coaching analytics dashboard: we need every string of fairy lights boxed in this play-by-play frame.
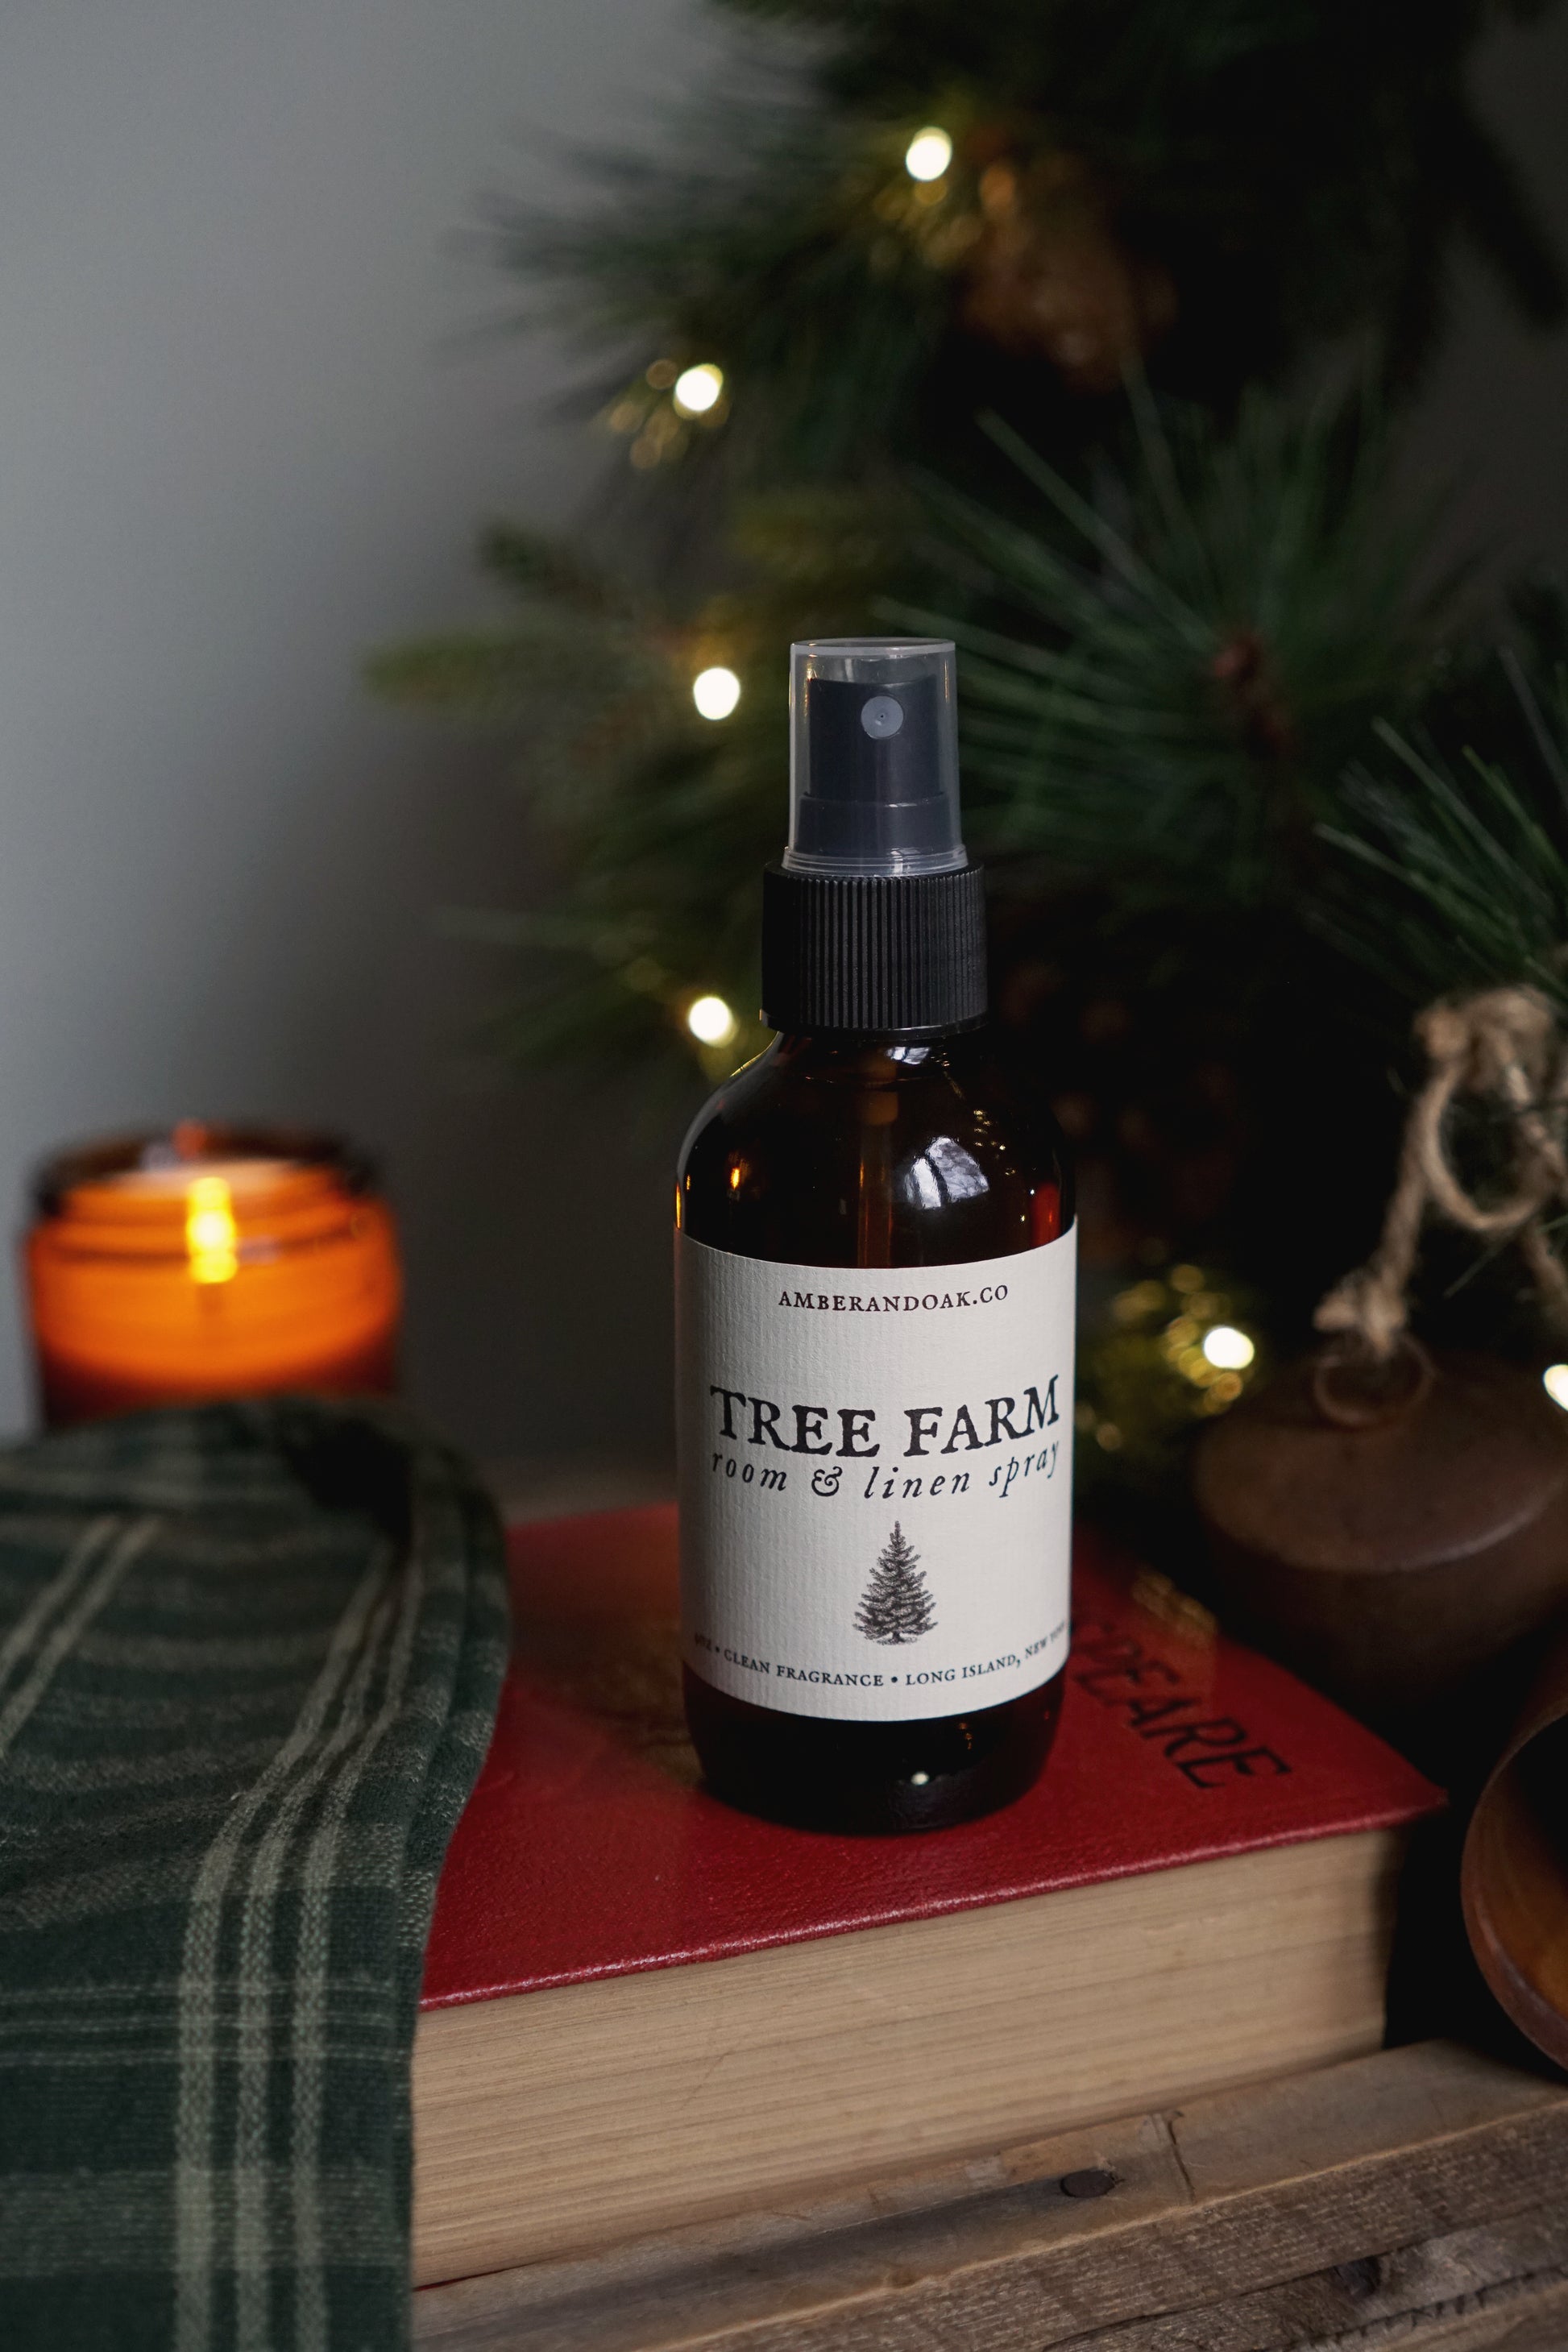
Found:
[645,126,962,1057]
[641,133,1282,1433]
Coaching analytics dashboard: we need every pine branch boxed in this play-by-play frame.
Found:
[1316,586,1568,1014]
[475,0,1566,514]
[906,385,1459,906]
[370,383,1475,1085]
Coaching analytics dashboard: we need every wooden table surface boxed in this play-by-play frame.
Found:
[446,1475,1568,2345]
[415,2038,1568,2352]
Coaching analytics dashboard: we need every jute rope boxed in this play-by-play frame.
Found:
[1314,985,1568,1359]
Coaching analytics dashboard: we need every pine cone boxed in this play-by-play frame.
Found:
[958,154,1175,393]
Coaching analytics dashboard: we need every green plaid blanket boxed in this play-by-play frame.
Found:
[0,1398,510,2352]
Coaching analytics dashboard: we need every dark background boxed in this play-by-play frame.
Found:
[0,0,1562,1467]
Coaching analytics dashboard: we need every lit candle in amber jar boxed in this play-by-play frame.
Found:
[24,1122,400,1427]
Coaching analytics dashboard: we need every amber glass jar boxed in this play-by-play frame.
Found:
[679,1031,1073,1832]
[24,1122,400,1426]
[675,638,1077,1836]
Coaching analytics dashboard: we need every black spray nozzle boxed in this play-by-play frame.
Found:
[784,641,964,878]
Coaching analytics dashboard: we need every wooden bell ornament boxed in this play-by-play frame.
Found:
[1194,1339,1568,1747]
[1195,989,1568,1757]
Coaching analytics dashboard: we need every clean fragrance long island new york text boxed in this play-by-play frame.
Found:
[676,639,1076,1833]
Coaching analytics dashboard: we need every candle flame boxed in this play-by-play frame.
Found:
[186,1175,239,1285]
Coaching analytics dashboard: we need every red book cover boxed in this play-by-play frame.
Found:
[422,1504,1441,2008]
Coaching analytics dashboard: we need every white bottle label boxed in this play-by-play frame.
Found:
[676,1226,1076,1722]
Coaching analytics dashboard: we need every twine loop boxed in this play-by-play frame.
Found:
[1314,985,1568,1362]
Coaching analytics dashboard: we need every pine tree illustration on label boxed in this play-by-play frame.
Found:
[857,1524,937,1645]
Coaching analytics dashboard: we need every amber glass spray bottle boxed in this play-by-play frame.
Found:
[676,639,1076,1832]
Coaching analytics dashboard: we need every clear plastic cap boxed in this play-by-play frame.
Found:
[785,640,964,877]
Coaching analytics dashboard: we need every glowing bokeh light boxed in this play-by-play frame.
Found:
[1544,1364,1568,1411]
[1201,1324,1256,1371]
[692,666,741,720]
[687,994,739,1047]
[672,363,724,417]
[904,127,953,182]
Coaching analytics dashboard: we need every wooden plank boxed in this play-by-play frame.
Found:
[1055,2212,1568,2347]
[413,2040,1568,2352]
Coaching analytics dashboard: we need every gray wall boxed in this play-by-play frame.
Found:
[1408,15,1568,582]
[0,1,1562,1460]
[0,0,703,1457]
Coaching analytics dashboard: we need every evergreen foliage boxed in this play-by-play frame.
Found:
[499,0,1566,494]
[375,0,1568,1345]
[374,387,1465,1076]
[855,1522,939,1645]
[922,386,1462,907]
[1321,582,1568,1015]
